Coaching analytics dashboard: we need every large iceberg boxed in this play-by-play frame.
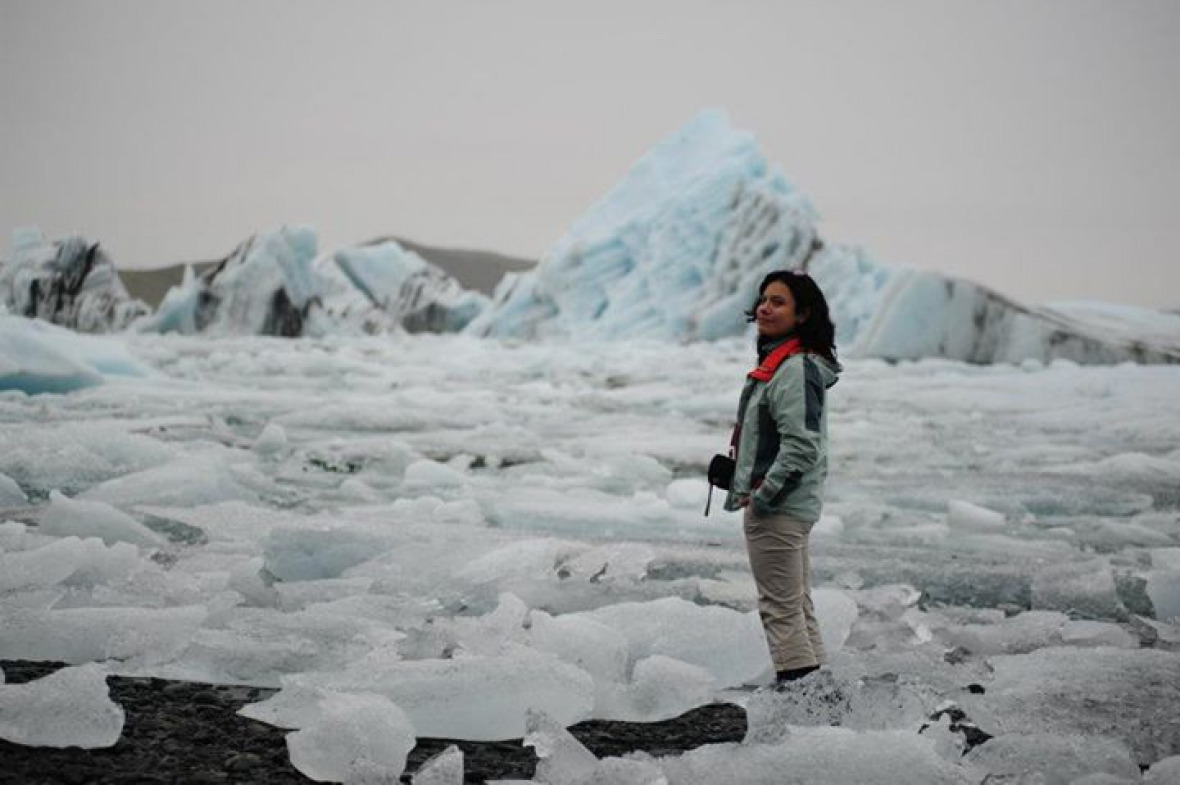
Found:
[469,110,1180,364]
[137,227,488,337]
[0,229,149,333]
[466,109,820,342]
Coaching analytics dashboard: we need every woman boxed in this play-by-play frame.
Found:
[724,270,841,684]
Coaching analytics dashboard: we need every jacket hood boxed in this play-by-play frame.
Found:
[812,354,841,388]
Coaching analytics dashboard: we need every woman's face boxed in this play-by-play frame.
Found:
[755,281,804,339]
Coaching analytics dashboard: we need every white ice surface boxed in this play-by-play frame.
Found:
[1,331,1178,774]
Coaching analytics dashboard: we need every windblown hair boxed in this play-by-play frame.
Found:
[746,270,841,369]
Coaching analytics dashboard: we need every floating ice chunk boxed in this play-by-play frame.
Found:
[0,424,175,498]
[0,664,124,748]
[1147,550,1180,623]
[253,422,288,457]
[404,459,468,487]
[263,525,395,581]
[1148,571,1180,623]
[0,520,30,550]
[0,536,96,591]
[432,592,531,656]
[0,605,206,664]
[167,606,403,687]
[0,471,26,506]
[663,726,975,784]
[337,477,382,503]
[600,655,715,722]
[80,453,258,509]
[239,681,330,729]
[135,263,202,333]
[525,709,600,784]
[0,315,111,394]
[0,535,139,593]
[528,610,629,685]
[227,556,280,607]
[524,708,670,785]
[260,647,594,740]
[1060,620,1138,649]
[580,597,769,688]
[938,610,1070,655]
[964,732,1140,785]
[411,744,463,785]
[946,500,1006,532]
[959,646,1180,765]
[563,543,654,584]
[697,573,756,608]
[1144,755,1180,785]
[457,538,585,585]
[286,691,416,784]
[40,491,165,548]
[138,500,290,544]
[813,588,859,654]
[59,539,140,587]
[1031,557,1125,620]
[275,576,374,612]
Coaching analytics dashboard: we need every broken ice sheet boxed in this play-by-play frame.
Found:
[0,664,124,748]
[286,691,416,784]
[411,744,463,785]
[525,709,666,785]
[964,732,1140,785]
[245,646,594,740]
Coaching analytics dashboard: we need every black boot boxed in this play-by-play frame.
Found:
[775,665,820,684]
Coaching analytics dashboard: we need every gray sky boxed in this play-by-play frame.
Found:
[2,0,1177,308]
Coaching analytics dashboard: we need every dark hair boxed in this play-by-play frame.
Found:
[746,270,841,369]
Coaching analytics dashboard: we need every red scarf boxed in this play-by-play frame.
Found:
[748,337,803,382]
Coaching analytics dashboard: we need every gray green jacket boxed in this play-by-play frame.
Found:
[723,344,840,522]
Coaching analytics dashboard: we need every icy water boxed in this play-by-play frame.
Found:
[2,334,1179,782]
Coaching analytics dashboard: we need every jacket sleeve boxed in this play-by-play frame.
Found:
[752,357,822,510]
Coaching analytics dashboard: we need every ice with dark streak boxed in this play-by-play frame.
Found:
[469,109,1180,364]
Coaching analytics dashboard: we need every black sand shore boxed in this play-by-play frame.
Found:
[0,661,746,784]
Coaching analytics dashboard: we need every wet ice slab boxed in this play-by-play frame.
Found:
[0,664,124,748]
[286,691,416,783]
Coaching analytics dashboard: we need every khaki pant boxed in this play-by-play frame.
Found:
[743,508,825,671]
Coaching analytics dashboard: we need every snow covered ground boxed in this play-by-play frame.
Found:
[3,331,1180,782]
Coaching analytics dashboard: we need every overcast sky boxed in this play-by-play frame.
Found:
[2,0,1177,308]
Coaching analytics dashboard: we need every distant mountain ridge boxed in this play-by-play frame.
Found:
[118,237,535,308]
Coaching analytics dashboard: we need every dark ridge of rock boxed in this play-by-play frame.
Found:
[376,236,536,297]
[120,261,219,308]
[118,236,534,309]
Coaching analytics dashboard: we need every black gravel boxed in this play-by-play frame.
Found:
[0,661,747,784]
